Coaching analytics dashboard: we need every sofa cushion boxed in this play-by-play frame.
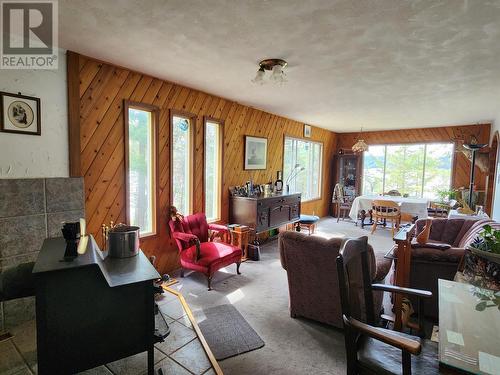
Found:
[373,250,393,282]
[411,246,464,263]
[411,239,451,251]
[440,219,466,245]
[453,219,479,247]
[299,214,320,224]
[417,218,479,247]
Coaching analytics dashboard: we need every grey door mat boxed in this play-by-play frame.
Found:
[196,304,265,360]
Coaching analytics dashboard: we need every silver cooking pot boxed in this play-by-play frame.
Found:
[107,224,140,258]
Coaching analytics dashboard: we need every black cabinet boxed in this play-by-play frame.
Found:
[230,193,301,234]
[33,236,160,375]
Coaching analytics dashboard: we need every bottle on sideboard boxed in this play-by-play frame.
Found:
[275,171,283,193]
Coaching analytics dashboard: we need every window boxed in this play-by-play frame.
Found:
[171,112,194,215]
[362,143,454,199]
[283,137,323,201]
[204,119,223,222]
[125,103,158,236]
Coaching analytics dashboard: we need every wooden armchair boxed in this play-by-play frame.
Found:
[336,236,438,375]
[371,200,401,235]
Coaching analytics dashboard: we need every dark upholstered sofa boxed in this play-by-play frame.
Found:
[410,218,500,318]
[279,231,393,328]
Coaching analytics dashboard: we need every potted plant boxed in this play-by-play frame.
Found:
[469,224,500,264]
[436,189,456,203]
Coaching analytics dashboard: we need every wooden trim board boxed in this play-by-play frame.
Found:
[161,285,223,375]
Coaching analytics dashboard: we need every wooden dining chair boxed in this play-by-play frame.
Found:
[336,237,438,375]
[428,202,448,218]
[371,200,401,236]
[385,190,402,196]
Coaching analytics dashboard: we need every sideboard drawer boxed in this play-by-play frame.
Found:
[256,207,269,232]
[269,205,291,228]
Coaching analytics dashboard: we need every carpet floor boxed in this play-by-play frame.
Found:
[170,217,396,375]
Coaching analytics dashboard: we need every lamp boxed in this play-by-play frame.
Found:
[352,127,368,153]
[252,59,288,85]
[285,164,305,193]
[463,140,487,208]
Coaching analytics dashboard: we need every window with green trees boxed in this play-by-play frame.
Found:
[362,143,454,199]
[172,114,193,215]
[283,137,323,201]
[126,105,157,236]
[204,120,222,222]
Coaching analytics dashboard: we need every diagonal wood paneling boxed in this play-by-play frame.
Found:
[76,53,337,273]
[336,124,491,190]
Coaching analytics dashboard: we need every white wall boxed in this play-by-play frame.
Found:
[0,49,69,178]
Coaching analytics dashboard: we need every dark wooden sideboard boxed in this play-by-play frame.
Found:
[229,192,301,234]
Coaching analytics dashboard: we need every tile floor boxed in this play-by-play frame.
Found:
[0,290,215,375]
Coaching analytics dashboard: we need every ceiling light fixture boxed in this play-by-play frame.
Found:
[352,127,369,153]
[252,58,287,85]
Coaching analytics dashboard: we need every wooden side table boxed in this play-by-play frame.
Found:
[229,225,250,261]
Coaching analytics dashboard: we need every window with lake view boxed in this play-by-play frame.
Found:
[362,143,454,199]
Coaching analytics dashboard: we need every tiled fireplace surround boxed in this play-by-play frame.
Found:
[0,178,85,331]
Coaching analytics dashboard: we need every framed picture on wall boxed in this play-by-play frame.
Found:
[304,124,311,138]
[244,135,267,170]
[0,92,41,135]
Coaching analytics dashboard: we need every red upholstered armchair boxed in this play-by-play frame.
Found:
[169,213,242,290]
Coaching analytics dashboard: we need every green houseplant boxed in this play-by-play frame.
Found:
[469,224,500,264]
[436,189,457,203]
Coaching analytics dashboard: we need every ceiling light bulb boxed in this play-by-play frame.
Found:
[270,64,284,83]
[252,67,265,84]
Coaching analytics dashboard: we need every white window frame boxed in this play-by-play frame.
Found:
[124,101,158,238]
[170,111,195,215]
[283,136,323,202]
[361,142,455,198]
[204,118,223,222]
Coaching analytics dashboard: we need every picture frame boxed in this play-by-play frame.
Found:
[244,135,267,170]
[0,92,41,135]
[304,124,311,138]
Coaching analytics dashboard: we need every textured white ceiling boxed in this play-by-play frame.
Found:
[59,0,500,132]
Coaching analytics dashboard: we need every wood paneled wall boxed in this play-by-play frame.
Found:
[72,53,337,273]
[336,124,491,190]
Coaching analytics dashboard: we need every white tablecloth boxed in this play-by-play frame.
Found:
[448,209,489,220]
[349,195,429,220]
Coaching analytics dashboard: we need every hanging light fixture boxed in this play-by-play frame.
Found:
[251,67,265,85]
[352,127,368,153]
[252,59,287,85]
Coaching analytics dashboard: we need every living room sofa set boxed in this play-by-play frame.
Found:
[279,217,499,327]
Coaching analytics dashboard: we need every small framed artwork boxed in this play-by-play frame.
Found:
[244,135,267,170]
[0,92,41,135]
[304,124,311,138]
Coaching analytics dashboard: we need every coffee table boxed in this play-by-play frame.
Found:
[439,279,500,374]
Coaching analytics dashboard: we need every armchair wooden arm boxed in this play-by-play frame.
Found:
[345,316,421,355]
[208,223,229,242]
[172,232,201,260]
[371,284,432,299]
[172,232,199,243]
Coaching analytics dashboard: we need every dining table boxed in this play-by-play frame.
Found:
[349,195,429,223]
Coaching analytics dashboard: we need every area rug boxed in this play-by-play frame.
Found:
[196,304,265,360]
